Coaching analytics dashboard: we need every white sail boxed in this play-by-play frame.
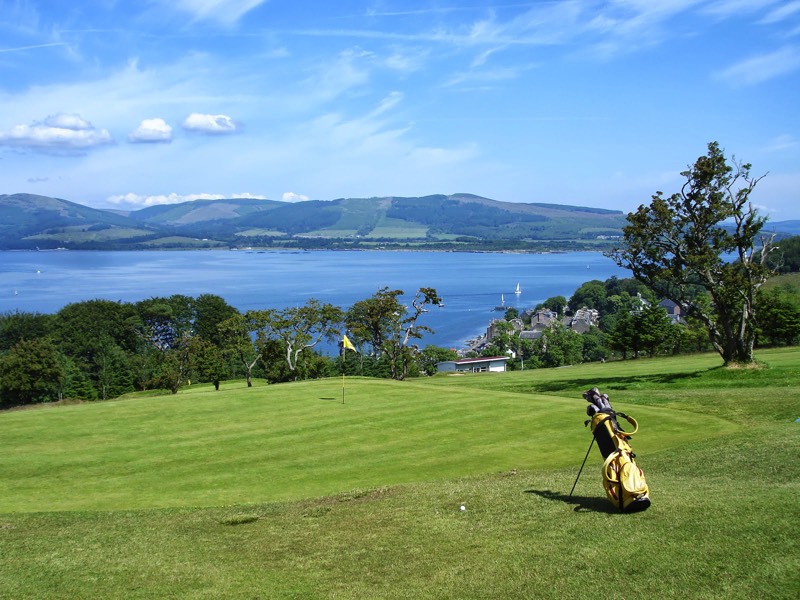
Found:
[514,282,521,294]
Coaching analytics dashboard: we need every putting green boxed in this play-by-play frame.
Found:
[0,377,737,513]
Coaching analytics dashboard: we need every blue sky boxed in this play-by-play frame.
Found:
[1,1,798,220]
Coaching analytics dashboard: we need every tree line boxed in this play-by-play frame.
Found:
[0,287,444,408]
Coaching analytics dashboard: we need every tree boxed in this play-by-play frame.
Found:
[482,319,516,358]
[134,295,195,352]
[754,284,800,346]
[53,300,138,398]
[764,235,800,274]
[346,287,441,380]
[542,295,568,316]
[609,142,776,365]
[194,294,239,347]
[532,322,582,368]
[0,311,54,352]
[258,299,344,379]
[0,339,65,406]
[568,281,607,313]
[581,326,608,363]
[188,336,228,390]
[637,302,677,358]
[218,312,264,387]
[418,345,458,376]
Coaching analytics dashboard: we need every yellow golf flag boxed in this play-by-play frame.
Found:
[342,335,356,352]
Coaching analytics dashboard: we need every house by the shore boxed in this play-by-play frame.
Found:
[436,356,509,373]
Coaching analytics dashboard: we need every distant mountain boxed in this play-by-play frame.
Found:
[764,220,800,237]
[0,193,161,250]
[2,192,796,251]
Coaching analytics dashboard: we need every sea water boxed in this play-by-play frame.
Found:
[0,250,630,350]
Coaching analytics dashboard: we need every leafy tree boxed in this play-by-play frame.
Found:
[765,235,800,274]
[418,345,458,376]
[54,300,138,357]
[218,311,272,387]
[346,287,441,380]
[637,303,677,358]
[532,322,582,368]
[53,300,138,398]
[94,338,135,400]
[153,334,195,394]
[134,295,195,352]
[0,339,65,406]
[606,307,637,359]
[542,295,568,316]
[609,142,776,365]
[482,319,516,358]
[754,284,800,346]
[257,299,344,379]
[568,280,607,313]
[194,294,239,347]
[188,336,228,390]
[58,353,97,401]
[0,311,54,352]
[581,326,608,362]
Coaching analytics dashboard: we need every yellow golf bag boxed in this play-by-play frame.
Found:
[583,388,651,513]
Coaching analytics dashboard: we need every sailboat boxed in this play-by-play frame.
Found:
[514,282,521,295]
[494,293,506,311]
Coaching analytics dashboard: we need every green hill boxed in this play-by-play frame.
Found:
[0,193,159,249]
[1,192,631,250]
[4,192,799,251]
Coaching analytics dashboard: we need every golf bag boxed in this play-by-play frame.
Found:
[583,388,651,513]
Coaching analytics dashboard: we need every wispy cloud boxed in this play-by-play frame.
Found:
[763,133,798,152]
[0,42,67,53]
[715,45,800,85]
[165,0,269,25]
[702,0,782,19]
[759,0,800,24]
[445,63,535,88]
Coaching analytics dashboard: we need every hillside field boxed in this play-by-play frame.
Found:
[1,348,798,598]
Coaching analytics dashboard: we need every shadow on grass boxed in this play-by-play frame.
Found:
[525,489,616,514]
[530,370,706,394]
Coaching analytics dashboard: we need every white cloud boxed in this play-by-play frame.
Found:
[182,112,239,134]
[106,191,267,207]
[128,118,173,143]
[44,113,93,130]
[282,192,309,202]
[0,113,113,153]
[715,46,800,86]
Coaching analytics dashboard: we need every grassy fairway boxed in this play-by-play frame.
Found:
[0,375,736,513]
[1,348,798,598]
